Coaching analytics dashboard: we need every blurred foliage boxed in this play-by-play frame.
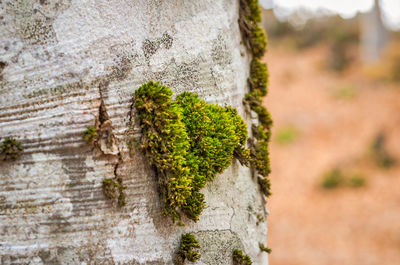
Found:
[371,133,396,169]
[348,174,366,188]
[275,125,299,145]
[265,12,359,49]
[264,11,359,72]
[333,83,358,100]
[321,168,367,189]
[321,168,344,189]
[364,41,400,83]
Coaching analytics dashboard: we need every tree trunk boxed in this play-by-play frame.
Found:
[0,0,268,264]
[361,0,388,63]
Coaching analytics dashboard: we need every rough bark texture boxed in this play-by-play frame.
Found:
[0,1,268,264]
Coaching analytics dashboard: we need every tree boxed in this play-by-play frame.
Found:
[0,0,269,264]
[361,0,388,63]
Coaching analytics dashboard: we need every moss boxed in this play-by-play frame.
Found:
[249,24,267,58]
[82,126,98,143]
[239,0,267,58]
[233,249,252,265]
[135,81,249,222]
[239,0,273,197]
[250,58,268,96]
[247,0,262,23]
[102,177,126,207]
[127,137,139,157]
[0,137,23,161]
[0,61,7,80]
[256,213,265,225]
[175,233,201,264]
[258,243,272,254]
[257,176,272,197]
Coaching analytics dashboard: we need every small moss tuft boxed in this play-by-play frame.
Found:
[233,249,252,265]
[249,24,267,58]
[258,176,272,197]
[135,81,250,222]
[103,177,126,207]
[175,233,201,264]
[247,0,262,23]
[82,126,98,143]
[259,242,272,254]
[0,137,23,161]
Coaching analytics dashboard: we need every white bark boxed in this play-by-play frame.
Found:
[361,0,388,63]
[0,1,268,264]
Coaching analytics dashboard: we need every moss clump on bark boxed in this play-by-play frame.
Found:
[259,242,272,254]
[239,0,267,57]
[249,24,267,58]
[135,81,249,223]
[240,0,273,197]
[233,249,252,265]
[0,137,23,161]
[175,233,201,264]
[103,177,126,207]
[82,126,98,143]
[250,58,268,96]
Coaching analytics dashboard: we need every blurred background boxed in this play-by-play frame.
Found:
[260,1,400,265]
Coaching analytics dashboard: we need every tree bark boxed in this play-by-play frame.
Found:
[361,0,388,63]
[0,0,268,264]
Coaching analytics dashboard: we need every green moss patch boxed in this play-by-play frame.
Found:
[233,249,252,265]
[175,233,201,264]
[250,58,268,96]
[0,137,23,161]
[82,126,98,143]
[135,81,249,222]
[239,0,267,58]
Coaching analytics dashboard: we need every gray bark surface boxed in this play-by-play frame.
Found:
[0,1,268,264]
[361,0,388,63]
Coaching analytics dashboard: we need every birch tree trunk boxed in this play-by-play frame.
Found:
[361,0,388,63]
[0,1,268,264]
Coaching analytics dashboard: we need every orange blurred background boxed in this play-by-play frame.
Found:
[262,4,400,265]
